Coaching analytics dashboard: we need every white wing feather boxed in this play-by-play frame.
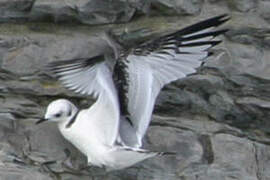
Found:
[48,57,120,146]
[47,15,229,148]
[118,15,229,147]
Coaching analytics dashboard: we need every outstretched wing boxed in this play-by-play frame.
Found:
[47,55,107,97]
[117,14,230,147]
[47,55,120,146]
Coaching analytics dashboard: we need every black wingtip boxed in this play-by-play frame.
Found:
[45,56,105,75]
[219,28,230,35]
[171,14,231,37]
[209,14,231,26]
[216,13,230,19]
[178,40,222,48]
[218,14,231,22]
[177,28,229,43]
[202,13,231,28]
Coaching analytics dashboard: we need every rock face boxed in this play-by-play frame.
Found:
[0,0,149,24]
[0,0,270,180]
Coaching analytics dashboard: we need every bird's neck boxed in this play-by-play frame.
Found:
[65,109,80,129]
[57,109,79,130]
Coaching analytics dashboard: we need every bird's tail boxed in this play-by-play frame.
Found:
[104,147,176,171]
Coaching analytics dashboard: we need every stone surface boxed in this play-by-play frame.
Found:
[0,0,34,22]
[259,0,270,23]
[227,0,257,12]
[151,0,204,15]
[0,1,270,180]
[0,0,148,25]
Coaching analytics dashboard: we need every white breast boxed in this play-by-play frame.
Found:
[58,110,108,167]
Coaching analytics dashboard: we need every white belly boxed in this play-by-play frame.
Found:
[59,110,109,167]
[58,114,158,170]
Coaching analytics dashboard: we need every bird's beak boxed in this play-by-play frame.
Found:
[36,118,49,125]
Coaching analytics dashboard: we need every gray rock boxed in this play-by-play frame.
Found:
[259,0,270,23]
[0,0,34,22]
[211,134,258,180]
[151,0,204,15]
[73,0,136,24]
[0,0,150,25]
[2,43,45,75]
[236,97,270,109]
[255,143,270,179]
[208,0,223,3]
[29,0,78,23]
[0,166,52,180]
[227,0,257,12]
[0,1,269,179]
[30,0,138,24]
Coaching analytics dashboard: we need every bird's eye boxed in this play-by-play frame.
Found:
[55,113,61,118]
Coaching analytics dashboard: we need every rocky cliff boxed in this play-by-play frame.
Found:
[0,0,270,180]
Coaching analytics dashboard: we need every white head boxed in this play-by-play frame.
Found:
[36,99,78,125]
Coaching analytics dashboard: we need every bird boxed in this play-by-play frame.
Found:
[36,14,230,171]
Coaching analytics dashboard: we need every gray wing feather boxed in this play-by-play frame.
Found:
[118,14,230,147]
[47,56,120,146]
[48,56,110,97]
